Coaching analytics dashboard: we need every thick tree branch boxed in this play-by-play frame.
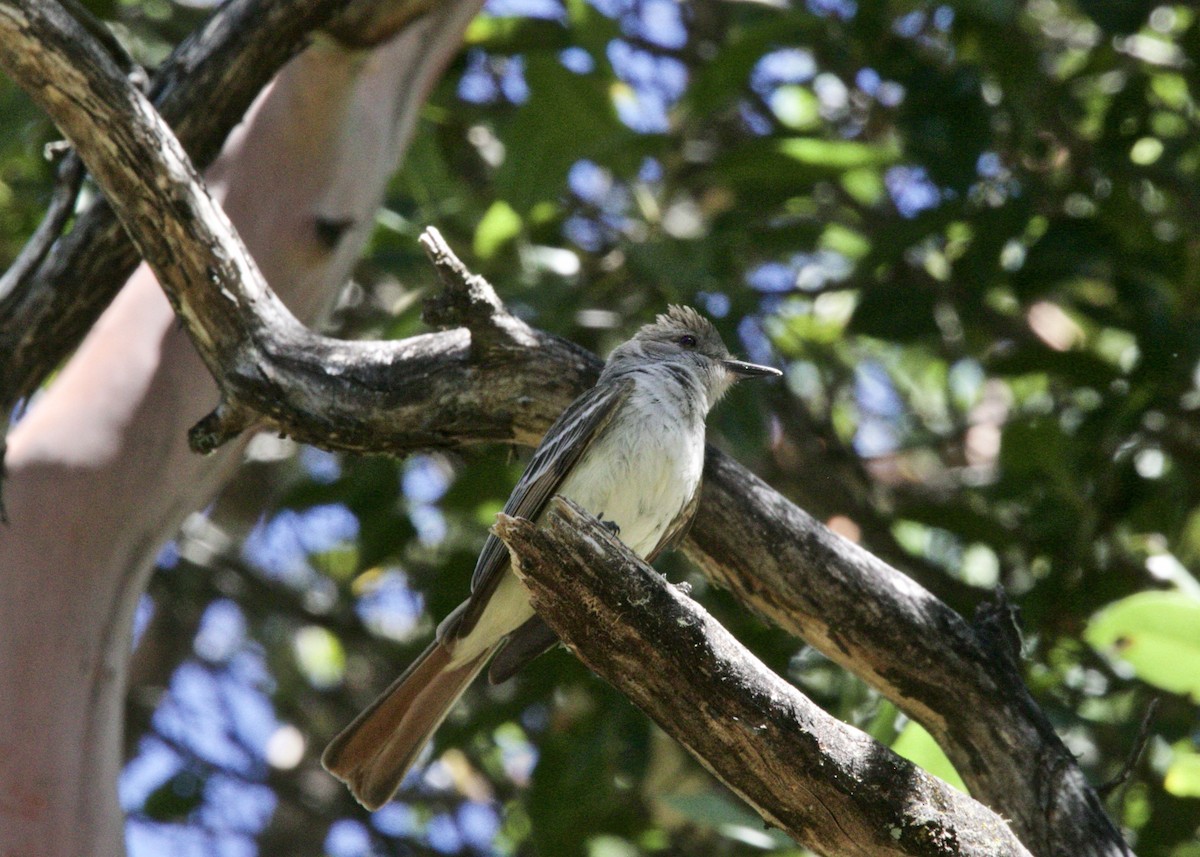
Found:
[0,0,595,458]
[0,0,435,414]
[323,0,436,46]
[495,499,1032,857]
[685,455,1132,857]
[0,2,1130,853]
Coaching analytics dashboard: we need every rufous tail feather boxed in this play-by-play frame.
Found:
[322,639,493,810]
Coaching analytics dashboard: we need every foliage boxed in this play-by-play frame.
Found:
[4,0,1200,854]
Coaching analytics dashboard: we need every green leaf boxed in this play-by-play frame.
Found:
[891,721,967,792]
[659,792,793,850]
[494,55,628,213]
[464,17,570,52]
[1165,746,1200,797]
[312,545,359,580]
[819,224,870,260]
[714,138,896,208]
[586,836,639,857]
[293,625,346,690]
[770,86,820,130]
[777,137,899,169]
[683,16,819,116]
[474,200,522,259]
[1085,591,1200,699]
[841,167,885,205]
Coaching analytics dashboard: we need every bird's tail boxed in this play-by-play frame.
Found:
[322,639,494,810]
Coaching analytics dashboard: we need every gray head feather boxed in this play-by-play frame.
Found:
[601,305,744,412]
[635,305,728,358]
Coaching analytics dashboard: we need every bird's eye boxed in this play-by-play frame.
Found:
[678,334,698,348]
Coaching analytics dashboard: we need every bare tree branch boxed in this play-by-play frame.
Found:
[0,0,594,458]
[0,147,82,306]
[686,453,1133,857]
[0,0,440,414]
[495,498,1033,857]
[323,0,437,46]
[0,1,1132,853]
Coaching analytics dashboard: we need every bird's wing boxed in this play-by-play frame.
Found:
[447,376,635,640]
[486,615,559,684]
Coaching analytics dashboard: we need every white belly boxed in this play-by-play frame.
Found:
[553,396,705,558]
[454,389,706,661]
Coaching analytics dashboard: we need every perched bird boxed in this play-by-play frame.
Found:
[323,305,781,809]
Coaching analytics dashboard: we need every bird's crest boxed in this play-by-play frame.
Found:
[637,304,719,341]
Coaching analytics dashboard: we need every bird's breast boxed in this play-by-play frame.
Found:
[554,396,705,558]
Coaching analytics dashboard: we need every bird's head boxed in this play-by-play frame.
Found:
[606,305,781,408]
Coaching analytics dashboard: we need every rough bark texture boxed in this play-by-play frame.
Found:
[0,0,437,414]
[0,0,1133,855]
[0,0,579,456]
[684,453,1131,857]
[496,499,1033,857]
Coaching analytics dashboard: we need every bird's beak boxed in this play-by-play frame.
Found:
[723,359,782,379]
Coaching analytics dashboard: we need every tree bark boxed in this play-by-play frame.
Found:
[0,0,383,413]
[685,452,1132,857]
[495,499,1033,857]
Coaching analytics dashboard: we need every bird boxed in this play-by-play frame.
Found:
[322,305,781,809]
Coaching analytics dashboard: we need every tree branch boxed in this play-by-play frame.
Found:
[686,452,1133,857]
[495,498,1032,857]
[419,227,539,357]
[0,146,82,306]
[0,0,437,414]
[0,2,1131,853]
[0,0,596,458]
[322,0,436,47]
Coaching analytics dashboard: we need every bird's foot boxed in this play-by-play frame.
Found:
[597,513,621,537]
